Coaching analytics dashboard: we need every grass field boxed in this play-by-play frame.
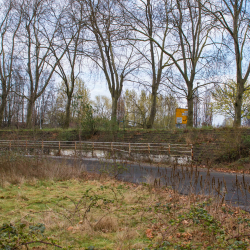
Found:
[1,155,250,249]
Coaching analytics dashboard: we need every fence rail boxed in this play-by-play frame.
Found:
[0,140,193,160]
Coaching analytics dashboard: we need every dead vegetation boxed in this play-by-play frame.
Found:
[1,154,250,249]
[0,152,90,188]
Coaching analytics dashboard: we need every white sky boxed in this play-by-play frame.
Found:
[213,114,224,126]
[81,69,226,126]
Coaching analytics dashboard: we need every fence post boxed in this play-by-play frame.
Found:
[42,140,44,155]
[111,142,113,153]
[148,143,150,154]
[75,141,77,156]
[80,141,82,158]
[9,141,11,151]
[26,140,27,153]
[92,142,94,157]
[58,141,61,156]
[168,144,171,155]
[129,143,131,156]
[191,144,194,161]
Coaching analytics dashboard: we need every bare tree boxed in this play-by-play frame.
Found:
[128,0,214,127]
[0,0,22,127]
[165,0,214,127]
[204,0,250,127]
[51,0,87,129]
[4,66,26,127]
[119,0,172,128]
[19,0,69,128]
[82,0,140,129]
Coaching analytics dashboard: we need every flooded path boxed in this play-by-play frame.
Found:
[48,156,250,210]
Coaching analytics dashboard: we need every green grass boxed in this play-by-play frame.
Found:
[2,153,250,249]
[1,175,250,249]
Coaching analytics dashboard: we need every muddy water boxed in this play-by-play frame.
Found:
[49,157,250,210]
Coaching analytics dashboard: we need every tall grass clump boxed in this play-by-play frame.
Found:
[0,152,87,188]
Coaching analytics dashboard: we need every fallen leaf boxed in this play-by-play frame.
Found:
[182,220,188,225]
[67,226,73,231]
[146,229,153,239]
[183,233,192,240]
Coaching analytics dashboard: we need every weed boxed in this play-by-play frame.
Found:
[0,222,62,249]
[0,153,88,188]
[2,147,250,248]
[99,160,128,178]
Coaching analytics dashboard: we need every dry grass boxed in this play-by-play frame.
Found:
[1,178,250,249]
[1,154,250,249]
[93,216,118,232]
[0,152,89,188]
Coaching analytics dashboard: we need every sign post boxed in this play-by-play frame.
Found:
[175,108,188,128]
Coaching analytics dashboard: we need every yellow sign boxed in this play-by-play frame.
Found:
[175,108,188,124]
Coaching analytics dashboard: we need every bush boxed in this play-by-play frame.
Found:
[0,222,61,249]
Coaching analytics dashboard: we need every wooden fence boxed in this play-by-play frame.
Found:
[0,140,193,159]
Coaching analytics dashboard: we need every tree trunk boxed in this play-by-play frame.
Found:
[64,95,72,129]
[234,81,244,127]
[146,87,157,129]
[187,87,194,127]
[7,101,11,127]
[0,92,7,127]
[26,99,35,128]
[111,96,118,130]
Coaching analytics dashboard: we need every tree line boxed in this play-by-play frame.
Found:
[53,82,178,130]
[0,0,250,129]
